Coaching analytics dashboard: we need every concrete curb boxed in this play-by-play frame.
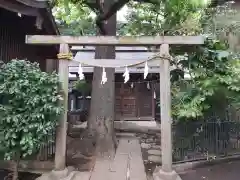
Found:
[173,154,240,174]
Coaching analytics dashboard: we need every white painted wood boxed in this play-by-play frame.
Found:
[26,35,205,45]
[54,44,69,170]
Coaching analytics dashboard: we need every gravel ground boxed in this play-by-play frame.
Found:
[136,133,161,180]
[180,160,240,180]
[137,132,240,180]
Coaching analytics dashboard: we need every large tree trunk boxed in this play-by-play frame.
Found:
[87,0,117,159]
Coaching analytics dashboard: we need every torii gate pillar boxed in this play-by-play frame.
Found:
[25,35,204,180]
[153,44,181,180]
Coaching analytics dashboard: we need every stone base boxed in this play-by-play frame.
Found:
[153,169,182,180]
[36,166,76,180]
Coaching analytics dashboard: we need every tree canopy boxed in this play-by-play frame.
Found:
[52,0,240,120]
[52,1,96,35]
[52,0,236,36]
[52,0,211,35]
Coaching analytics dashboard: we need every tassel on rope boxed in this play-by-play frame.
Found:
[147,82,150,89]
[78,63,85,80]
[144,61,149,79]
[131,83,134,88]
[123,67,130,83]
[101,67,107,84]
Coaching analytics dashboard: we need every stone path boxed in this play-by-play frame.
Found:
[71,134,147,180]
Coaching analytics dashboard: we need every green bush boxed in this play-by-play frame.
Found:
[0,59,63,160]
[170,38,240,120]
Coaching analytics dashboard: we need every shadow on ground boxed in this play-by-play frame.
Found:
[0,169,40,180]
[67,125,96,171]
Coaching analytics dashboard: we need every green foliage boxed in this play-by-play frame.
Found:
[52,0,209,36]
[202,1,239,36]
[52,0,129,35]
[73,79,91,94]
[52,0,240,122]
[0,60,63,160]
[125,0,209,36]
[171,38,240,119]
[52,1,96,35]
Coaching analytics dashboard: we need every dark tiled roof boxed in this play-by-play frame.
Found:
[1,0,59,35]
[16,0,48,8]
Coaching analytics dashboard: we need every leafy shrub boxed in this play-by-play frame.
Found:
[73,79,91,94]
[171,38,240,120]
[0,59,63,160]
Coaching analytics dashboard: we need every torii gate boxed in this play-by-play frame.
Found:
[26,35,204,180]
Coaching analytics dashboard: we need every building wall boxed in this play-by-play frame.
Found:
[0,8,58,72]
[68,73,157,120]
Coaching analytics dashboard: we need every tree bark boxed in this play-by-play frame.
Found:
[12,153,20,180]
[87,0,117,159]
[12,160,19,180]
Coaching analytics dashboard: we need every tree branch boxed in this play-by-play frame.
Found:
[84,0,162,35]
[96,0,131,34]
[82,0,102,14]
[97,0,131,21]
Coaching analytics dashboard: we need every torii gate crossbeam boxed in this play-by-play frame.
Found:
[25,35,204,180]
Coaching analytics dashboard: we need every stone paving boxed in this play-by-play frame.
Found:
[71,134,147,180]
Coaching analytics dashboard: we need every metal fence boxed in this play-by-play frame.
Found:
[0,129,56,161]
[35,129,56,161]
[15,129,56,161]
[173,120,240,163]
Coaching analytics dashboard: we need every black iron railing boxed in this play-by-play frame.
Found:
[36,129,56,161]
[0,129,56,161]
[173,120,240,163]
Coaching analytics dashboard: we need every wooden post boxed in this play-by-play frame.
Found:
[153,44,181,180]
[54,44,69,170]
[160,44,172,172]
[46,59,57,73]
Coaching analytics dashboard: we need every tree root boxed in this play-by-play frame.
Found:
[4,172,13,180]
